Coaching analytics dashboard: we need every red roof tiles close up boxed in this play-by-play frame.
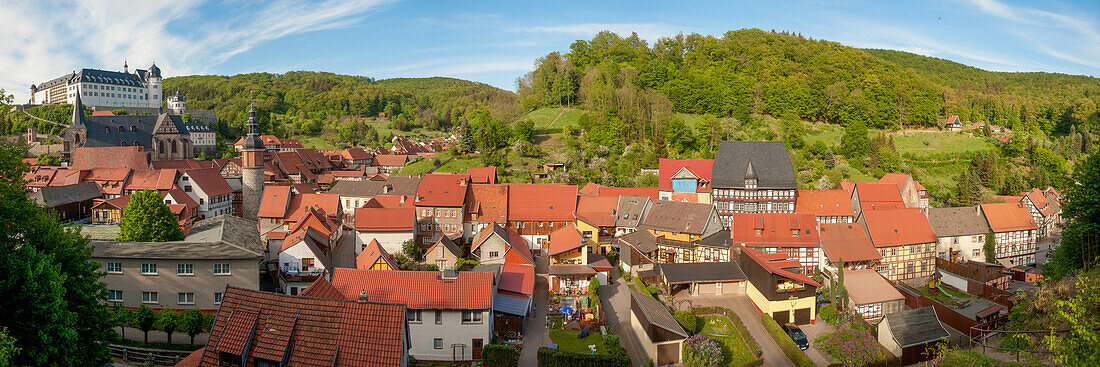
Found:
[415,174,470,207]
[795,190,854,217]
[981,202,1039,232]
[819,223,881,263]
[658,158,714,192]
[861,208,937,247]
[507,184,577,221]
[330,268,493,310]
[731,213,820,247]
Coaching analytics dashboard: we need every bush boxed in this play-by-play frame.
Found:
[819,328,884,367]
[482,344,520,367]
[760,314,815,367]
[819,305,837,323]
[682,334,723,367]
[536,347,630,367]
[646,285,659,297]
[674,311,699,334]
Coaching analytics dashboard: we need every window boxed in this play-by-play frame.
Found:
[435,310,443,324]
[214,292,223,304]
[302,258,314,270]
[434,338,443,349]
[973,249,982,257]
[141,263,157,275]
[407,310,422,323]
[489,251,499,258]
[106,262,122,273]
[791,229,799,237]
[118,126,124,132]
[891,248,897,256]
[462,310,483,323]
[108,290,123,302]
[213,263,230,275]
[142,292,158,303]
[178,293,195,304]
[754,229,763,236]
[177,264,194,275]
[131,126,136,132]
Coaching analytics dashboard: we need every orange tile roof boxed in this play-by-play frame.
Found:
[372,154,411,167]
[285,193,341,222]
[501,262,536,295]
[854,182,904,204]
[330,268,493,309]
[354,207,415,232]
[471,223,533,265]
[357,239,398,270]
[184,168,232,196]
[819,223,881,263]
[981,202,1038,232]
[124,169,178,192]
[731,213,820,247]
[340,148,373,161]
[414,174,469,207]
[467,184,508,223]
[365,195,413,208]
[300,277,344,299]
[658,158,713,192]
[258,186,293,218]
[72,146,148,170]
[174,348,203,367]
[200,286,406,367]
[844,270,904,305]
[506,183,577,221]
[466,166,497,184]
[861,208,937,247]
[878,173,912,194]
[548,224,586,256]
[740,246,821,287]
[575,195,619,227]
[795,190,854,217]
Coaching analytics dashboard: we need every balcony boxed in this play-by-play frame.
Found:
[279,268,324,283]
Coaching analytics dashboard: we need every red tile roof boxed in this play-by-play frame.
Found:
[740,246,821,287]
[819,223,881,263]
[658,158,713,192]
[861,208,938,247]
[340,148,374,161]
[575,195,619,227]
[472,223,533,265]
[579,183,659,200]
[1024,189,1057,216]
[72,146,148,171]
[300,277,344,299]
[330,268,493,309]
[878,173,912,194]
[93,194,132,210]
[500,262,536,295]
[981,202,1038,232]
[174,348,203,367]
[506,183,577,221]
[91,110,115,116]
[365,195,413,208]
[372,154,411,167]
[200,286,406,367]
[184,168,232,197]
[258,186,293,218]
[124,169,178,192]
[548,224,586,256]
[795,190,855,217]
[151,159,215,170]
[854,182,904,204]
[414,174,469,207]
[357,239,398,270]
[165,188,199,211]
[731,213,820,247]
[354,207,415,232]
[285,193,341,223]
[467,184,508,223]
[466,166,497,184]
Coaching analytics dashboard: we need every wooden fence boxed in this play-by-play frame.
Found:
[108,344,196,366]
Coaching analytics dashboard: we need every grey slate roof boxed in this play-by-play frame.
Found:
[640,200,715,235]
[31,182,102,206]
[180,119,213,133]
[660,262,746,284]
[328,177,421,197]
[76,114,188,150]
[618,229,658,253]
[884,307,950,348]
[615,195,651,228]
[697,229,734,248]
[92,216,266,260]
[494,292,532,317]
[712,141,796,189]
[629,288,688,338]
[38,67,152,90]
[928,206,990,237]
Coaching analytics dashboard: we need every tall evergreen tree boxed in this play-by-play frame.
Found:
[1046,153,1100,279]
[984,231,997,263]
[0,143,114,366]
[117,189,184,242]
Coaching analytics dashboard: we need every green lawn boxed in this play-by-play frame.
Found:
[522,107,587,128]
[295,135,338,150]
[699,316,757,366]
[432,155,484,173]
[893,131,993,157]
[548,315,610,355]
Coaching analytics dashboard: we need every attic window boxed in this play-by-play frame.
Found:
[791,229,799,237]
[754,228,763,236]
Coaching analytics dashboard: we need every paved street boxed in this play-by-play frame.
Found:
[799,318,835,366]
[332,229,358,268]
[519,276,549,366]
[685,295,796,367]
[600,269,651,366]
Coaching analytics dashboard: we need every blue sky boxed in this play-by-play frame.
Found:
[3,0,1100,102]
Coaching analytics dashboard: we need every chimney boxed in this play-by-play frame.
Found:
[358,290,369,302]
[383,185,392,194]
[400,195,406,203]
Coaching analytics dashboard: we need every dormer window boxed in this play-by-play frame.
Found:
[104,127,110,134]
[118,126,124,133]
[131,126,136,132]
[791,229,799,237]
[745,179,757,189]
[754,228,763,236]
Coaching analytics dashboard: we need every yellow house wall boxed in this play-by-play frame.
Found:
[552,247,587,265]
[745,279,817,323]
[649,229,700,243]
[370,259,393,270]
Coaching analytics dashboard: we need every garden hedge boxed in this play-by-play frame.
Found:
[537,347,630,367]
[759,314,816,367]
[481,344,520,367]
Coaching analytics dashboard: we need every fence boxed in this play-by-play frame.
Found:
[108,344,196,366]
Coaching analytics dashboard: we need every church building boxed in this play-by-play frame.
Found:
[63,94,193,162]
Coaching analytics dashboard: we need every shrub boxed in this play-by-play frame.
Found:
[646,285,659,297]
[819,305,837,323]
[760,314,815,367]
[819,327,884,367]
[536,347,630,367]
[674,311,699,334]
[682,334,723,367]
[482,344,520,367]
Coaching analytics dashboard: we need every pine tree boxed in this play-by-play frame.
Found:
[984,231,997,263]
[117,189,184,242]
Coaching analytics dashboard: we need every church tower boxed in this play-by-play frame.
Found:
[63,93,87,161]
[240,101,266,220]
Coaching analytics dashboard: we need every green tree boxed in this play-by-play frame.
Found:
[984,231,997,263]
[955,170,979,206]
[1046,153,1100,279]
[0,327,18,367]
[402,240,423,262]
[0,143,114,366]
[513,119,535,143]
[117,189,184,242]
[1044,273,1100,366]
[155,308,179,344]
[841,121,870,158]
[134,305,156,344]
[35,153,57,166]
[112,305,133,340]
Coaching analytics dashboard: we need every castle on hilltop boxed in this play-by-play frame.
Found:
[30,61,162,109]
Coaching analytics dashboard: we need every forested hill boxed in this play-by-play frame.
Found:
[519,28,1100,137]
[163,72,518,133]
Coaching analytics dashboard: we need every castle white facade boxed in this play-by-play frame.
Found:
[30,61,162,109]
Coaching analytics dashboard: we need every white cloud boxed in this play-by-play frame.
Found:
[519,22,687,41]
[958,0,1100,73]
[0,0,395,102]
[365,57,535,78]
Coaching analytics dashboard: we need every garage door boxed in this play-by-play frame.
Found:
[722,281,745,295]
[657,343,680,365]
[794,308,811,325]
[697,283,717,295]
[772,310,790,324]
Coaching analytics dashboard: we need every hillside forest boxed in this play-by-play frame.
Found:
[2,28,1098,206]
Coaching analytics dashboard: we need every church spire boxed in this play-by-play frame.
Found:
[241,90,265,151]
[71,93,86,128]
[246,91,257,136]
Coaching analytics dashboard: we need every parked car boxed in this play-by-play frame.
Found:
[781,323,809,350]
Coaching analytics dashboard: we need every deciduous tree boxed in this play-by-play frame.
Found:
[117,189,184,242]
